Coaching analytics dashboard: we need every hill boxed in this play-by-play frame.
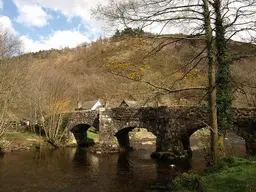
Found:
[6,34,256,119]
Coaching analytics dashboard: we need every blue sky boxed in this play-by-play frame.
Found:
[0,0,105,52]
[0,0,254,53]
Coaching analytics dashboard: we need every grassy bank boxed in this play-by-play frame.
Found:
[87,131,99,141]
[173,157,256,192]
[0,132,45,153]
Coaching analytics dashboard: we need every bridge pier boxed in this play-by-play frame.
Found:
[244,129,256,156]
[67,106,256,158]
[97,107,195,158]
[234,118,256,156]
[151,135,191,160]
[245,120,256,156]
[98,108,119,151]
[246,139,256,156]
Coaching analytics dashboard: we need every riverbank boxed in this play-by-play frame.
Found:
[173,157,256,192]
[0,132,45,154]
[0,130,102,154]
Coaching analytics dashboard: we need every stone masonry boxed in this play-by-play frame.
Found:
[67,106,256,158]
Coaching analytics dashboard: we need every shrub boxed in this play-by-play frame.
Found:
[220,156,235,165]
[173,171,204,191]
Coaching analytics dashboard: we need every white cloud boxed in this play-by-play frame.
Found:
[13,0,107,30]
[21,29,90,52]
[0,9,92,52]
[15,4,51,27]
[0,16,17,34]
[11,0,107,51]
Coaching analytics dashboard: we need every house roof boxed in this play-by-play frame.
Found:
[106,100,140,108]
[121,100,140,107]
[76,99,143,111]
[106,102,120,108]
[81,100,101,110]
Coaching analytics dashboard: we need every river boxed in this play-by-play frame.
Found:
[0,133,246,192]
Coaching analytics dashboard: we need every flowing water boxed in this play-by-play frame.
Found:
[0,133,246,192]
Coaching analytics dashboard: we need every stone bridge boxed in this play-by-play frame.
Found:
[67,110,99,146]
[67,106,256,158]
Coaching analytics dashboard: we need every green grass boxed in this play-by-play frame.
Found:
[173,157,256,192]
[4,131,41,141]
[87,131,99,140]
[203,157,256,192]
[0,131,44,153]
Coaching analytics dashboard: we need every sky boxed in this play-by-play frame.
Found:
[0,0,254,53]
[0,0,194,53]
[0,0,107,53]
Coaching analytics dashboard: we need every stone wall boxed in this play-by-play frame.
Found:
[68,106,256,157]
[231,108,256,155]
[67,110,99,130]
[98,106,256,157]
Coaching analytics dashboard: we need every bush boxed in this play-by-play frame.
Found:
[204,156,236,173]
[60,114,71,130]
[205,156,252,174]
[113,27,144,38]
[173,171,204,191]
[220,156,235,165]
[203,157,256,192]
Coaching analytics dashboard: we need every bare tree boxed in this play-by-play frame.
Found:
[202,0,218,164]
[25,64,73,147]
[209,0,256,154]
[0,27,22,138]
[93,0,220,163]
[232,59,256,107]
[93,0,256,162]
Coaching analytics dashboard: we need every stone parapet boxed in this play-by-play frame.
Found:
[66,106,256,157]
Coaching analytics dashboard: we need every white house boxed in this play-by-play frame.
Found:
[76,99,104,111]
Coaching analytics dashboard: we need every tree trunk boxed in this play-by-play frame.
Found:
[203,0,218,164]
[213,0,232,155]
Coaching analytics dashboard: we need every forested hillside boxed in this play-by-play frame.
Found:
[6,34,256,120]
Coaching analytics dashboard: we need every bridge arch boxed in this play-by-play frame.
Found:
[233,118,256,155]
[66,110,99,146]
[180,117,256,158]
[114,126,157,151]
[115,126,135,150]
[70,124,93,146]
[66,106,256,158]
[180,125,207,154]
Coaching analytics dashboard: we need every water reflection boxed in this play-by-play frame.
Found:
[0,141,244,192]
[117,152,130,171]
[1,148,182,192]
[72,147,88,166]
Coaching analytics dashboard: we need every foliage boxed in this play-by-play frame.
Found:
[43,113,69,147]
[203,157,256,192]
[173,157,256,192]
[173,171,204,192]
[60,114,71,130]
[214,3,233,135]
[48,99,72,115]
[113,27,144,38]
[216,64,233,134]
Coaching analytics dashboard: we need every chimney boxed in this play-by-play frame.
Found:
[77,101,82,109]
